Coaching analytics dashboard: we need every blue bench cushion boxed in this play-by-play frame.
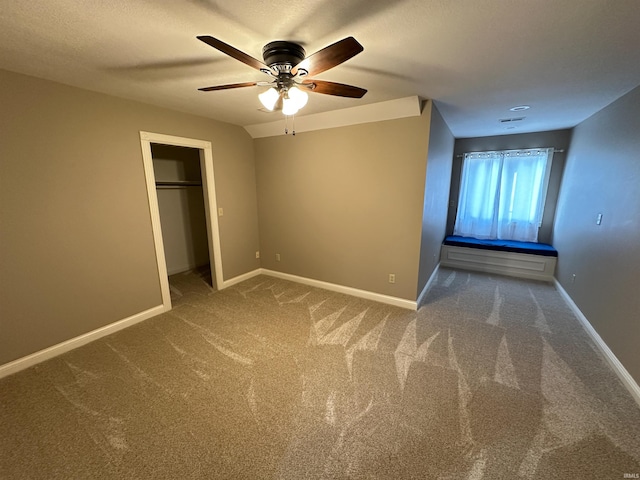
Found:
[443,235,558,257]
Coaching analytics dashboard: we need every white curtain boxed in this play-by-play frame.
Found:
[453,148,554,242]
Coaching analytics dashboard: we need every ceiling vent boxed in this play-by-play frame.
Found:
[499,117,525,123]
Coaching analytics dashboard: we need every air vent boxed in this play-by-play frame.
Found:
[499,117,525,123]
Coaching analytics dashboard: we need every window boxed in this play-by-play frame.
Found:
[453,148,554,242]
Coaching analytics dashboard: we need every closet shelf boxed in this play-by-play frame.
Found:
[156,180,202,188]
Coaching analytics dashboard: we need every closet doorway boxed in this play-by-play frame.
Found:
[140,132,224,311]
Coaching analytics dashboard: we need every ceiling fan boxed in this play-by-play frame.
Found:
[197,36,367,116]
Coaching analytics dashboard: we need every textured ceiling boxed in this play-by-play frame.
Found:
[1,0,639,137]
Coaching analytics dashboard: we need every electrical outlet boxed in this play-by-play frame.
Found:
[388,273,396,284]
[255,251,260,259]
[218,207,224,217]
[276,253,281,261]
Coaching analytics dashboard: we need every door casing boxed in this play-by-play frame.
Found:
[140,131,224,311]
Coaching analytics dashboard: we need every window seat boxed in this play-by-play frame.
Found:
[440,235,557,281]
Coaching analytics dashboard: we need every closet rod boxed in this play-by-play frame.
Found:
[155,180,202,187]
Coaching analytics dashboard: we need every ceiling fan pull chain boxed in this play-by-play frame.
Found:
[284,115,296,136]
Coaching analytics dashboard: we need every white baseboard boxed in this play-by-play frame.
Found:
[221,268,263,288]
[554,279,640,407]
[0,304,167,380]
[417,263,440,308]
[261,269,417,310]
[0,269,417,379]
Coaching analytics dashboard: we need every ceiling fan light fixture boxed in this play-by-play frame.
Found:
[282,96,299,116]
[258,87,279,111]
[288,86,308,110]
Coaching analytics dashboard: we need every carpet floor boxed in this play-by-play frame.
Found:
[1,268,639,479]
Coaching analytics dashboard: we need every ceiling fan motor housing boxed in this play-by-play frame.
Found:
[262,41,306,74]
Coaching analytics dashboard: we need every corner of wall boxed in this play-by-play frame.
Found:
[416,103,455,296]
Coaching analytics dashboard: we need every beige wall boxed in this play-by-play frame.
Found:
[0,69,260,365]
[553,86,640,383]
[417,104,454,296]
[254,104,432,300]
[155,187,210,276]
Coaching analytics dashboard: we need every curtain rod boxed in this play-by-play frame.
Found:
[456,148,564,158]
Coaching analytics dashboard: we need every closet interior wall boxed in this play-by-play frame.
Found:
[151,143,211,282]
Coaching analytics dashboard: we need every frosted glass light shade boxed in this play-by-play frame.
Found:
[282,97,299,116]
[288,87,308,109]
[258,87,279,111]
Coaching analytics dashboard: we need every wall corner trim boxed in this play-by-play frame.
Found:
[0,304,167,380]
[244,96,423,138]
[554,279,640,407]
[417,263,440,309]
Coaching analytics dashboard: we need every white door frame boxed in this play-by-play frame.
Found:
[139,131,224,311]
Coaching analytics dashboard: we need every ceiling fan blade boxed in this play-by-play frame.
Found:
[197,36,270,72]
[293,37,363,76]
[198,81,258,92]
[302,79,367,98]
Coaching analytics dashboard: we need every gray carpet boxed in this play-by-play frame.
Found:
[1,268,639,479]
